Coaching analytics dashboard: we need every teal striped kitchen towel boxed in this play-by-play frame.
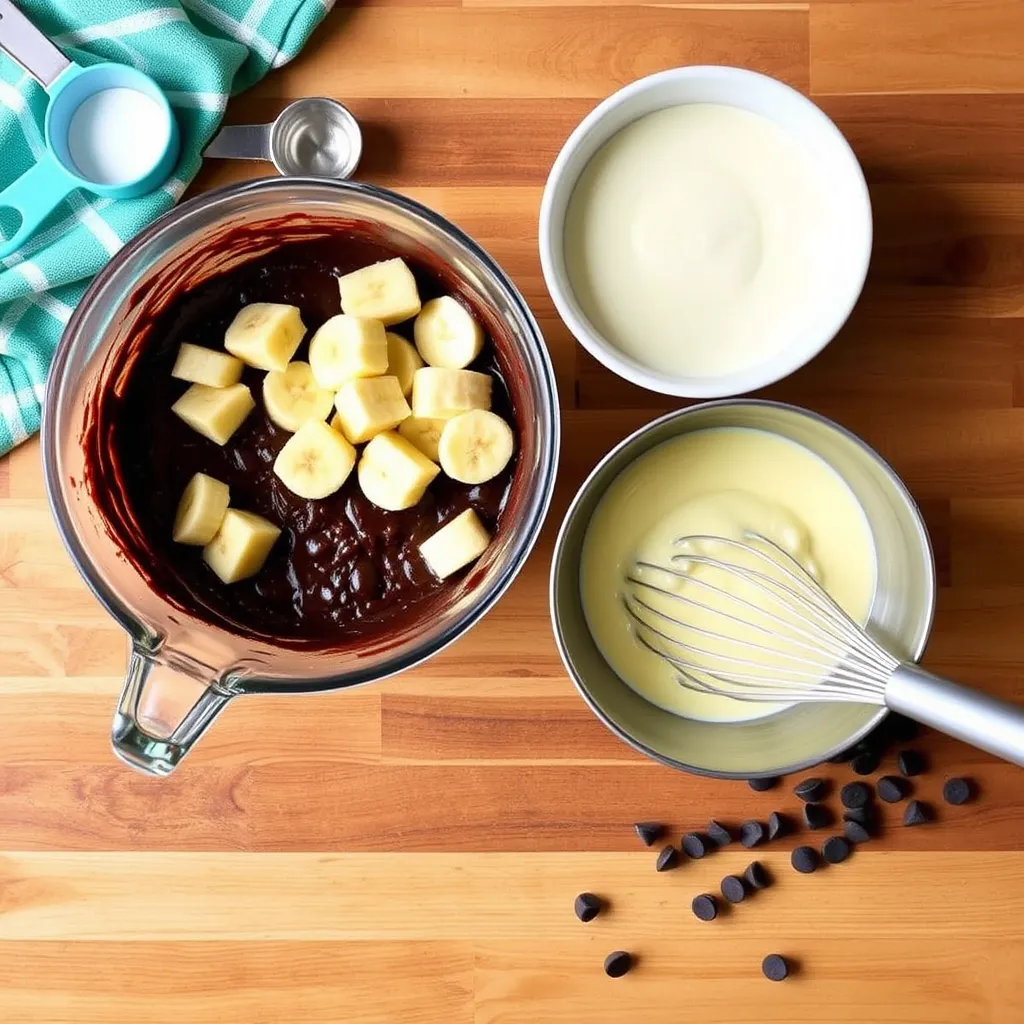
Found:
[0,0,332,453]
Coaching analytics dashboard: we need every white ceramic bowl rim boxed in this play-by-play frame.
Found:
[538,65,874,399]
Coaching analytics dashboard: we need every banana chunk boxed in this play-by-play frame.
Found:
[224,303,305,372]
[308,314,388,389]
[439,409,515,485]
[274,418,357,500]
[334,375,411,445]
[411,367,492,420]
[171,343,244,388]
[386,331,424,396]
[203,508,281,584]
[263,361,334,433]
[337,257,421,326]
[398,416,447,463]
[357,430,440,511]
[172,382,255,445]
[414,296,484,370]
[173,472,230,545]
[419,509,491,580]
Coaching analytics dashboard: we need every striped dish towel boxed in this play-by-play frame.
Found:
[0,0,333,454]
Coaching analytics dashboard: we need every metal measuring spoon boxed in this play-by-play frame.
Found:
[204,97,362,179]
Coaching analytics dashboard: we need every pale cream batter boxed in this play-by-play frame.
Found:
[580,428,877,722]
[564,103,833,378]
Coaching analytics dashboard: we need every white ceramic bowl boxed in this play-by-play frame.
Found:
[538,66,873,398]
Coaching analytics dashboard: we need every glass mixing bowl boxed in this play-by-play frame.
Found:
[43,177,560,776]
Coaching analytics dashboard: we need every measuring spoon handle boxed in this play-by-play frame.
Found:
[203,122,273,163]
[0,154,74,259]
[0,0,70,88]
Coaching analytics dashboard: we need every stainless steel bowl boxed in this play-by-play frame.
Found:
[550,400,935,777]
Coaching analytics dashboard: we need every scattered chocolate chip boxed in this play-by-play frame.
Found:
[603,950,633,978]
[744,860,771,890]
[655,845,680,871]
[843,805,872,827]
[840,781,872,809]
[943,777,973,806]
[897,749,926,777]
[851,750,880,775]
[791,845,819,873]
[574,893,603,923]
[707,820,732,846]
[721,875,746,903]
[682,833,709,859]
[887,713,919,743]
[793,777,828,802]
[904,799,931,826]
[828,747,855,764]
[748,776,780,792]
[691,894,718,921]
[634,822,663,847]
[767,811,790,841]
[877,775,908,803]
[803,802,831,830]
[740,820,766,848]
[843,820,871,844]
[822,835,851,864]
[762,954,789,981]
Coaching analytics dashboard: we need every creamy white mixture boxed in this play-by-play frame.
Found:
[580,428,877,723]
[564,103,833,378]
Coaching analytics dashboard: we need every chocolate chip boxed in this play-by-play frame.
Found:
[740,820,766,848]
[655,845,680,871]
[877,775,908,803]
[822,835,851,864]
[843,820,871,844]
[682,833,709,859]
[721,875,746,903]
[691,894,718,921]
[767,811,789,841]
[747,776,779,792]
[803,802,831,830]
[851,750,880,775]
[793,777,828,802]
[574,893,603,923]
[897,749,926,777]
[791,845,819,873]
[707,820,732,846]
[603,950,633,978]
[843,805,873,827]
[762,954,789,981]
[904,799,931,826]
[744,861,771,890]
[840,781,872,809]
[634,822,663,847]
[828,747,855,764]
[943,777,973,806]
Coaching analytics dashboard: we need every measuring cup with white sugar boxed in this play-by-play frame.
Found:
[0,0,179,259]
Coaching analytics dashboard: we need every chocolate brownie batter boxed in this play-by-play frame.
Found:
[90,234,518,645]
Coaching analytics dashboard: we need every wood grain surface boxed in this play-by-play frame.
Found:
[2,2,1024,1021]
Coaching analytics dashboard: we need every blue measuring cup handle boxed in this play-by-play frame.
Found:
[0,153,77,260]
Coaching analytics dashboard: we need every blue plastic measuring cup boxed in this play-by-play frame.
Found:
[0,0,179,259]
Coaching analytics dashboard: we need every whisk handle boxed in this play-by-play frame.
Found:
[886,663,1024,767]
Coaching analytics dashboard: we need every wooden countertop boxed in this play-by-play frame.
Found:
[3,2,1024,1021]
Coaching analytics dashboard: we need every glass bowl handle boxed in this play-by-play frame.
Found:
[111,645,232,776]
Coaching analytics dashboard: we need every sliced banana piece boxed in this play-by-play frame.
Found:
[337,257,421,326]
[308,314,388,389]
[274,418,357,500]
[398,416,447,463]
[224,303,305,372]
[386,331,424,396]
[357,430,440,511]
[173,472,230,545]
[172,343,243,388]
[438,409,515,485]
[262,361,334,433]
[203,509,281,584]
[419,508,491,580]
[334,375,411,445]
[413,296,484,369]
[411,367,492,420]
[171,382,255,445]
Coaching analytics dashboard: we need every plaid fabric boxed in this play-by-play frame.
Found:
[0,0,332,453]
